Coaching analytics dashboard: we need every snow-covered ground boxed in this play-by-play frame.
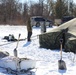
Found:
[0,25,76,75]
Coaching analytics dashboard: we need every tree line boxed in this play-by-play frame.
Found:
[0,0,76,25]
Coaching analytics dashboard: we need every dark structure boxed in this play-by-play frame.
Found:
[39,18,76,53]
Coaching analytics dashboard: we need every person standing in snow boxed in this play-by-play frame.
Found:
[27,16,32,42]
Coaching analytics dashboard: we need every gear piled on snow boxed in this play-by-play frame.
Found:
[3,34,17,41]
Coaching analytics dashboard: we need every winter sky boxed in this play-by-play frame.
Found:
[20,0,38,3]
[20,0,76,3]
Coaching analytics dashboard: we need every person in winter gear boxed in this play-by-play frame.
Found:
[27,16,32,41]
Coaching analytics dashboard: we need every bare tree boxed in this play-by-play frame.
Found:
[0,0,76,25]
[30,3,43,16]
[73,3,76,16]
[46,0,56,19]
[0,0,23,25]
[55,0,69,19]
[68,0,74,16]
[23,3,28,24]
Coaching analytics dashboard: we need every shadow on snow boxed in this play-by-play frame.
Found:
[23,42,31,47]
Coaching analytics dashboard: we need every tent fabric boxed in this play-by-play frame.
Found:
[39,18,76,53]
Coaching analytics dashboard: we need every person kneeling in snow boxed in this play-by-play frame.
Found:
[27,16,32,42]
